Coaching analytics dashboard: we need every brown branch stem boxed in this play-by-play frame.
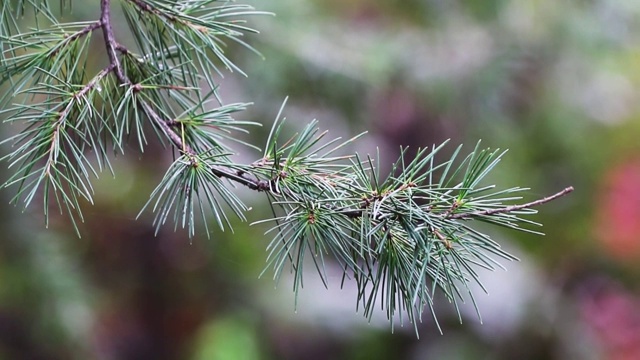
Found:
[448,186,575,220]
[58,64,116,121]
[100,0,191,153]
[100,0,126,83]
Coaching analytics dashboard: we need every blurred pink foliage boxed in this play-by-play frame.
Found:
[596,159,640,261]
[581,281,640,360]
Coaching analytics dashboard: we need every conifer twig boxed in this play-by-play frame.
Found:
[448,186,574,219]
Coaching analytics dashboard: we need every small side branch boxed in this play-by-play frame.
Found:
[448,186,574,220]
[68,21,103,42]
[48,21,102,58]
[76,65,116,99]
[57,64,116,122]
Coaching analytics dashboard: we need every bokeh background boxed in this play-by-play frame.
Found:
[1,0,640,359]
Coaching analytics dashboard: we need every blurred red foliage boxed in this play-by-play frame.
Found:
[580,280,640,360]
[596,159,640,261]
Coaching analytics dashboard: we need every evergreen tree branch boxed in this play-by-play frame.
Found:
[0,0,574,334]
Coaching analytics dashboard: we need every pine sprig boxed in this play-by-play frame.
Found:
[120,0,267,90]
[252,131,569,334]
[0,0,573,334]
[141,151,250,238]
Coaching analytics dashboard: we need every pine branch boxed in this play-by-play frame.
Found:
[0,0,574,335]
